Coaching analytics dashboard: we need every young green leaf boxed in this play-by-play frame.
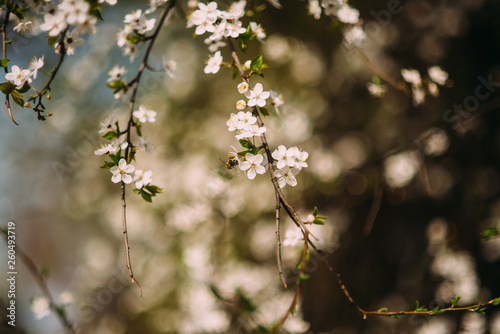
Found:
[141,190,152,203]
[0,81,14,94]
[0,58,10,68]
[491,297,500,306]
[431,306,443,315]
[11,90,24,107]
[482,227,499,241]
[100,161,116,169]
[451,295,461,308]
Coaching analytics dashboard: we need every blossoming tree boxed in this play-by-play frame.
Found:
[1,0,500,333]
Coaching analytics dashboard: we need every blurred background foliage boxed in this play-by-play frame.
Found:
[1,0,500,333]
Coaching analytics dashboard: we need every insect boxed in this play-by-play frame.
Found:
[222,155,239,170]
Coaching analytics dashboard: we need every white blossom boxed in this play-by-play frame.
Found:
[270,90,285,113]
[204,51,223,74]
[110,159,135,184]
[288,147,309,169]
[94,143,119,155]
[236,99,246,110]
[237,82,249,94]
[13,21,32,33]
[428,66,448,86]
[28,56,44,80]
[239,153,266,179]
[134,170,153,189]
[272,145,296,170]
[98,115,116,134]
[246,83,270,107]
[343,25,366,48]
[336,5,359,24]
[56,30,84,56]
[250,22,266,42]
[273,166,300,188]
[133,105,157,123]
[107,65,127,82]
[283,228,303,246]
[5,65,32,89]
[401,68,422,86]
[366,82,387,97]
[31,296,50,320]
[146,0,169,14]
[138,136,155,155]
[308,0,322,20]
[40,12,67,37]
[60,0,90,25]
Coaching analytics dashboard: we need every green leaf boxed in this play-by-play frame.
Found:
[236,289,257,313]
[472,305,486,314]
[141,190,152,203]
[390,315,400,319]
[102,131,118,140]
[414,301,428,312]
[451,295,461,307]
[125,33,142,45]
[136,123,142,137]
[129,149,136,163]
[11,90,24,107]
[314,217,326,225]
[17,82,31,94]
[378,307,388,312]
[108,153,121,164]
[482,227,499,241]
[238,38,248,53]
[0,58,9,68]
[251,54,263,69]
[232,66,239,79]
[100,161,115,169]
[0,81,14,94]
[299,273,310,281]
[431,306,443,315]
[145,185,162,195]
[239,139,255,150]
[47,35,59,48]
[107,80,126,93]
[491,297,500,306]
[90,6,103,21]
[258,107,269,116]
[313,206,319,217]
[133,189,141,195]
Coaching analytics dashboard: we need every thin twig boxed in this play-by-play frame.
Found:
[272,237,308,333]
[1,230,75,333]
[32,27,68,120]
[275,191,287,288]
[363,177,383,235]
[0,1,18,125]
[353,48,409,95]
[416,153,431,196]
[119,0,176,294]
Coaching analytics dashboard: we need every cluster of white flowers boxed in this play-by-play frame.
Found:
[117,7,157,62]
[307,0,365,48]
[5,56,44,89]
[188,1,268,71]
[109,159,153,189]
[401,66,449,106]
[226,111,266,140]
[272,145,309,188]
[36,0,116,56]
